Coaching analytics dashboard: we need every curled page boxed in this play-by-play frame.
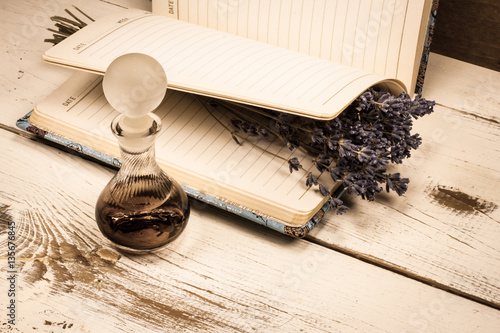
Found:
[43,9,405,121]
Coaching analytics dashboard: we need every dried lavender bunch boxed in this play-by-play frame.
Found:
[226,88,435,214]
[44,7,94,45]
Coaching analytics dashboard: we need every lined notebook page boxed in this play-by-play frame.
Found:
[43,9,404,121]
[154,0,431,93]
[32,72,336,225]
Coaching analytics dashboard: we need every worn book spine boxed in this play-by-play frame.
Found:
[17,111,344,238]
[415,0,439,95]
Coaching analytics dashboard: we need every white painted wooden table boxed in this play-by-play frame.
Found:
[1,1,499,332]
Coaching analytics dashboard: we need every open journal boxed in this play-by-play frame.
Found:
[20,1,436,237]
[153,0,435,95]
[19,71,341,236]
[43,8,411,120]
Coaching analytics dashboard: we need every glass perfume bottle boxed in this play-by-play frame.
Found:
[95,53,190,254]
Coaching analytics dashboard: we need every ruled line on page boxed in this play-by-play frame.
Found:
[349,0,362,67]
[222,46,289,85]
[159,29,222,62]
[88,101,109,121]
[156,91,186,123]
[156,94,176,122]
[383,0,398,76]
[205,136,236,167]
[283,61,336,98]
[77,14,152,55]
[166,105,208,152]
[244,52,299,90]
[296,65,350,100]
[171,111,210,154]
[78,91,106,116]
[308,68,364,103]
[187,104,231,162]
[258,0,271,43]
[157,33,222,71]
[119,21,193,57]
[192,127,226,162]
[159,99,230,163]
[199,39,267,80]
[194,0,199,26]
[159,95,194,146]
[329,1,347,64]
[193,122,235,165]
[317,0,327,58]
[256,56,319,93]
[360,0,374,70]
[162,33,232,73]
[339,1,349,65]
[66,79,102,113]
[274,152,308,192]
[307,0,318,56]
[255,0,262,41]
[97,18,167,59]
[371,0,385,73]
[77,90,103,117]
[181,38,253,79]
[205,0,209,28]
[264,0,273,45]
[148,23,207,55]
[182,116,219,157]
[261,147,295,187]
[235,0,241,35]
[235,52,312,90]
[161,99,200,148]
[395,0,409,82]
[287,164,315,197]
[237,139,276,178]
[322,73,373,105]
[327,0,340,61]
[77,76,102,98]
[226,137,265,173]
[272,61,331,96]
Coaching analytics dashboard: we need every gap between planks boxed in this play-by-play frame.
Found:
[0,123,120,170]
[304,230,500,311]
[435,103,500,126]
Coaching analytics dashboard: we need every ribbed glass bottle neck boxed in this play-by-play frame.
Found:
[111,113,164,177]
[117,141,162,177]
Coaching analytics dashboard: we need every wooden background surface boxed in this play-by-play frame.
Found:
[431,0,500,72]
[1,0,499,332]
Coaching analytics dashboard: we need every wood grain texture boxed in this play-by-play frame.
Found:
[0,0,151,128]
[309,54,500,307]
[422,53,500,122]
[431,0,500,72]
[1,0,500,331]
[1,129,500,332]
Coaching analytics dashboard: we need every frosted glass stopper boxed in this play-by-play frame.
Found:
[103,53,167,133]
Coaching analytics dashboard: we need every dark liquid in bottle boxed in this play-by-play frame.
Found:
[95,178,189,253]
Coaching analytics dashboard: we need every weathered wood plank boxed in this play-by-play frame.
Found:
[1,129,500,332]
[422,53,500,122]
[2,0,500,329]
[309,102,500,307]
[0,0,151,128]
